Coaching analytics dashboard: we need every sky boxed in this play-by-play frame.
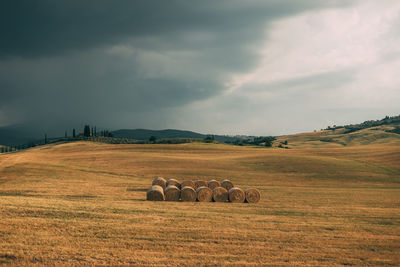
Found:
[0,0,399,136]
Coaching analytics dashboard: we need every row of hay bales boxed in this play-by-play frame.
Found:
[147,177,260,203]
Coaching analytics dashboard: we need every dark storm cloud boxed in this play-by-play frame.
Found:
[0,0,350,58]
[0,0,352,135]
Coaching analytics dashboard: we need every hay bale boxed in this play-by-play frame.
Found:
[180,180,195,189]
[180,186,196,202]
[152,177,167,189]
[212,186,228,202]
[208,179,221,190]
[221,179,234,191]
[194,180,208,190]
[228,187,245,203]
[164,185,180,201]
[196,186,212,202]
[146,185,165,201]
[245,188,261,203]
[166,178,180,189]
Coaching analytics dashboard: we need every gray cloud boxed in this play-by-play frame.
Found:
[0,0,360,135]
[0,0,351,58]
[240,70,355,95]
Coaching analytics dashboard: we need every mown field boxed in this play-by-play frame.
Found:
[275,123,400,148]
[0,140,400,266]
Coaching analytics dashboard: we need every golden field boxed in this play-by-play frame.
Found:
[275,124,400,148]
[0,139,400,265]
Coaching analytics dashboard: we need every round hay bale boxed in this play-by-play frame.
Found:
[180,186,196,202]
[228,187,245,203]
[164,185,180,201]
[146,185,165,201]
[208,179,221,190]
[180,180,195,189]
[196,186,212,202]
[212,186,228,202]
[166,178,180,189]
[194,180,208,190]
[245,188,261,203]
[221,179,234,191]
[152,177,167,189]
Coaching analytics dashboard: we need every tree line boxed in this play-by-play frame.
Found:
[0,124,279,154]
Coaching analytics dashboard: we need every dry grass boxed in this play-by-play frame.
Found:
[275,124,400,148]
[0,141,399,265]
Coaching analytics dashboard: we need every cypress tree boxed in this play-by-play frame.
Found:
[84,125,91,137]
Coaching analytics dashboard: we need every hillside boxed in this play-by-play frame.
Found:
[112,128,245,142]
[2,115,399,147]
[276,123,400,148]
[0,141,399,265]
[112,128,205,140]
[329,114,400,133]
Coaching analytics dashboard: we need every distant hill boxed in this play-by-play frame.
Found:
[0,126,246,146]
[276,115,400,148]
[112,129,245,142]
[113,129,205,140]
[2,115,399,147]
[327,115,400,133]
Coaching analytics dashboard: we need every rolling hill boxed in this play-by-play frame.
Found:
[0,127,246,147]
[0,141,399,265]
[112,128,205,140]
[1,115,399,147]
[275,118,400,148]
[112,128,246,142]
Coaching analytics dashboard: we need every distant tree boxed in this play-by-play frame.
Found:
[65,130,67,138]
[204,135,214,143]
[84,125,91,137]
[263,137,275,147]
[45,133,48,144]
[73,128,76,138]
[149,136,157,143]
[284,140,288,145]
[94,126,97,136]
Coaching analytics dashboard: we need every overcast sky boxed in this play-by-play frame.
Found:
[1,0,399,136]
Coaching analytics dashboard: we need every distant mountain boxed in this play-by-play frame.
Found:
[113,129,204,140]
[112,129,246,142]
